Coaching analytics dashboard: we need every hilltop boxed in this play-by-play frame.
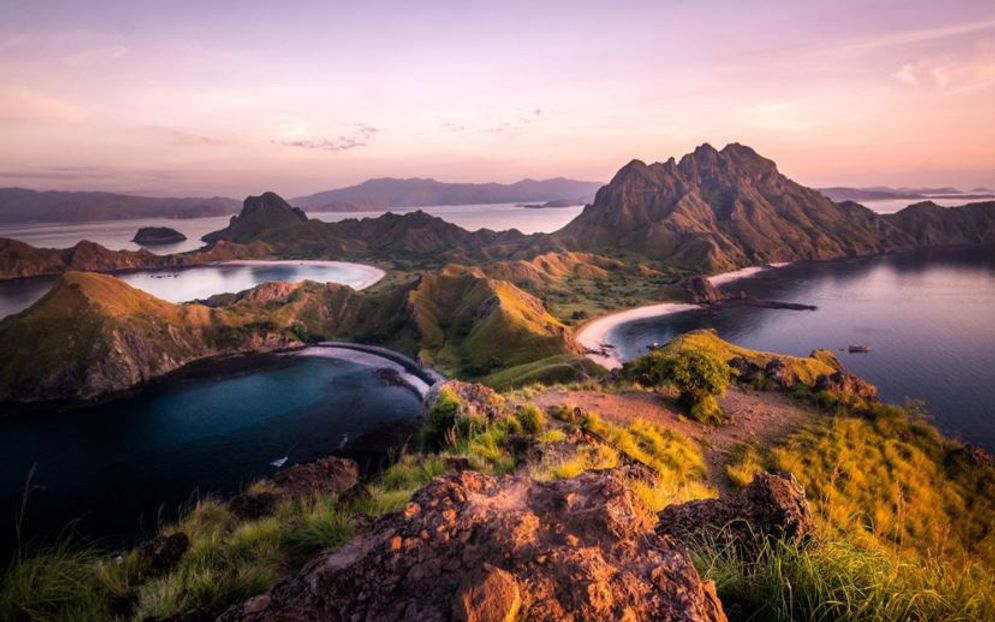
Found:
[0,265,586,402]
[0,187,239,224]
[292,176,602,211]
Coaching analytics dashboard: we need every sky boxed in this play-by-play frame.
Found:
[1,0,994,197]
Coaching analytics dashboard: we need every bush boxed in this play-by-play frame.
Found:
[689,395,725,425]
[515,404,547,434]
[668,350,729,405]
[420,386,464,448]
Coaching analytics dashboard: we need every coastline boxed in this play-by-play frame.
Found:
[213,259,387,290]
[574,263,786,369]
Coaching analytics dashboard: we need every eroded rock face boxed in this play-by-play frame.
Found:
[683,275,723,304]
[813,370,877,401]
[658,472,814,545]
[219,470,727,622]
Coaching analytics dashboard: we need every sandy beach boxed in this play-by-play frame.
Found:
[575,264,785,369]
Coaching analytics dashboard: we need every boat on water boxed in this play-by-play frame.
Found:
[848,344,871,353]
[269,456,288,468]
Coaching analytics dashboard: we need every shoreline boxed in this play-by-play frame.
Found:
[574,263,786,369]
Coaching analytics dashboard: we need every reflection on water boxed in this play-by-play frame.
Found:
[0,260,384,318]
[611,245,995,450]
[0,350,424,556]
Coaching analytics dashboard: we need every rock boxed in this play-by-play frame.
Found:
[271,456,360,497]
[445,456,472,471]
[452,563,521,622]
[658,472,814,546]
[763,358,799,388]
[141,532,189,574]
[230,492,279,520]
[218,470,727,621]
[132,226,187,245]
[683,275,723,304]
[813,370,877,401]
[425,380,506,420]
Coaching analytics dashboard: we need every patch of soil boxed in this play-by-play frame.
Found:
[529,387,819,494]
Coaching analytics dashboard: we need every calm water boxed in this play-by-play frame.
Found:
[0,202,584,253]
[0,260,385,319]
[0,348,425,556]
[609,245,995,450]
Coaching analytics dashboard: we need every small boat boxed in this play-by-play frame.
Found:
[269,456,288,468]
[848,344,871,353]
[646,341,663,351]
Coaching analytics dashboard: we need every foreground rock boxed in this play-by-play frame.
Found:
[658,471,814,545]
[132,226,187,245]
[219,470,727,621]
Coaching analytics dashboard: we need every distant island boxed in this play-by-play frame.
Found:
[517,199,582,209]
[132,226,187,245]
[0,188,241,224]
[291,177,602,211]
[819,185,995,202]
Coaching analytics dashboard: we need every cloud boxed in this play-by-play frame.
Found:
[62,44,129,67]
[275,123,379,151]
[0,85,86,123]
[890,48,995,93]
[440,108,545,135]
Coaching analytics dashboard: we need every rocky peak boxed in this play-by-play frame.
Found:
[202,191,307,244]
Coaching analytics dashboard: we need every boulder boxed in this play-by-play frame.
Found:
[271,456,360,497]
[219,470,726,621]
[813,370,877,401]
[658,472,814,545]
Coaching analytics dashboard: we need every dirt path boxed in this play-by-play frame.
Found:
[529,387,819,494]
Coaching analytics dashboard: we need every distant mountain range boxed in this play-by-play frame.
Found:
[0,188,241,224]
[291,177,602,211]
[0,177,602,225]
[819,185,995,202]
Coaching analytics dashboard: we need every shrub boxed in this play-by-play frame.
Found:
[667,350,729,406]
[515,404,547,434]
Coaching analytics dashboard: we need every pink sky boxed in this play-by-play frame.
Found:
[1,0,994,197]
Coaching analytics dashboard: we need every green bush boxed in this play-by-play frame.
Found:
[515,404,547,434]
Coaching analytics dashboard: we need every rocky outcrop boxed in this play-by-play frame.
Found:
[219,470,727,621]
[132,226,187,245]
[658,472,814,545]
[683,275,723,304]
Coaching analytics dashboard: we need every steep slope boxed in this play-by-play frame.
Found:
[0,187,239,224]
[556,144,909,270]
[0,272,290,401]
[292,177,602,211]
[201,192,308,244]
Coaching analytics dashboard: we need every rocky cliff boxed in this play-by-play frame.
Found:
[554,144,995,270]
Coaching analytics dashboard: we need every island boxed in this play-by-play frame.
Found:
[132,226,187,245]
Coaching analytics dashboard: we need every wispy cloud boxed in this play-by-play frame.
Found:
[275,123,379,151]
[62,44,129,67]
[890,45,995,94]
[440,108,545,135]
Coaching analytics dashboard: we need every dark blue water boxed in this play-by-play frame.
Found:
[611,245,995,450]
[0,350,424,556]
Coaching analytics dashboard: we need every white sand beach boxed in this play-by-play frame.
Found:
[575,264,786,369]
